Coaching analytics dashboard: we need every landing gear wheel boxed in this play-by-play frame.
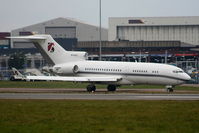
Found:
[166,85,174,93]
[87,85,96,92]
[167,88,174,92]
[107,85,117,92]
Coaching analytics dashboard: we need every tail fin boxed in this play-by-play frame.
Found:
[12,67,23,77]
[9,35,87,65]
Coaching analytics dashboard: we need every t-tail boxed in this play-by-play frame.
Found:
[9,35,87,65]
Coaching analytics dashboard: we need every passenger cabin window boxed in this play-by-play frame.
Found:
[152,71,159,74]
[132,70,148,73]
[84,68,122,72]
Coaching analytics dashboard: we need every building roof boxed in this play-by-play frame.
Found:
[12,17,107,31]
[109,16,199,26]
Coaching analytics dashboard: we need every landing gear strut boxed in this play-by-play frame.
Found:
[166,85,174,92]
[107,85,117,92]
[87,85,96,92]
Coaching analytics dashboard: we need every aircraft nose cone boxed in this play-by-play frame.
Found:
[184,74,191,81]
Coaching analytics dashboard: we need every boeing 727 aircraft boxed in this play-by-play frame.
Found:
[10,35,191,92]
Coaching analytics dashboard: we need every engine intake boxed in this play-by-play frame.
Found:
[53,64,79,75]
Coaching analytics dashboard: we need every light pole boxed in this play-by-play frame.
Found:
[165,50,168,64]
[99,0,102,61]
[139,50,142,62]
[145,52,149,62]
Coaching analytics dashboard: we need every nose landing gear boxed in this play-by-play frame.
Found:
[165,85,174,92]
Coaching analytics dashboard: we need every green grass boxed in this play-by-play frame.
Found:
[0,81,198,91]
[0,81,90,89]
[0,100,198,133]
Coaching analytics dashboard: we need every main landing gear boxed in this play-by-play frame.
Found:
[87,85,96,92]
[86,84,117,92]
[166,85,174,92]
[107,85,117,92]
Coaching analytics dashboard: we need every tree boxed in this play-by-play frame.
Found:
[8,52,26,69]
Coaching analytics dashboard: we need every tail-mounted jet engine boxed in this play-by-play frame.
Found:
[53,64,79,76]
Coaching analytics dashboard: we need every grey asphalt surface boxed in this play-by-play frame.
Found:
[0,88,198,93]
[0,93,199,100]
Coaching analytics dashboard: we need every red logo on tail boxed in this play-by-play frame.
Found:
[48,43,55,53]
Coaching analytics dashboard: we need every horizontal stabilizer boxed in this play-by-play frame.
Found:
[8,34,87,65]
[7,36,46,40]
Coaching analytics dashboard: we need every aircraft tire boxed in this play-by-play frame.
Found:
[87,85,96,92]
[168,88,174,92]
[166,85,174,93]
[107,85,116,92]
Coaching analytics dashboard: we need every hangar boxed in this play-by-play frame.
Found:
[77,17,199,61]
[109,16,199,46]
[11,17,108,49]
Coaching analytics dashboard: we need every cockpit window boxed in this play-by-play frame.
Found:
[173,70,184,73]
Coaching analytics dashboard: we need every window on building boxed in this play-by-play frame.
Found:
[19,31,33,36]
[128,20,144,24]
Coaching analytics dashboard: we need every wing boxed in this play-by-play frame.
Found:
[25,76,122,82]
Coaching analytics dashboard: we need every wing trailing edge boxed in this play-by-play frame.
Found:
[26,76,122,82]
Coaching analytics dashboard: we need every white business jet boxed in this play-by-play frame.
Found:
[10,35,191,92]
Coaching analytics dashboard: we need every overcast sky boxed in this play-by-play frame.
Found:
[1,0,199,32]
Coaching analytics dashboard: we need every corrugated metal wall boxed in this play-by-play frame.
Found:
[13,42,35,49]
[45,27,76,39]
[117,25,199,45]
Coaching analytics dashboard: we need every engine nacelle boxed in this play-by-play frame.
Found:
[53,64,79,76]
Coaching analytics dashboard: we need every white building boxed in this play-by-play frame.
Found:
[109,16,199,46]
[11,17,108,48]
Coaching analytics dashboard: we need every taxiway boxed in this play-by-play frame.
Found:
[0,93,199,100]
